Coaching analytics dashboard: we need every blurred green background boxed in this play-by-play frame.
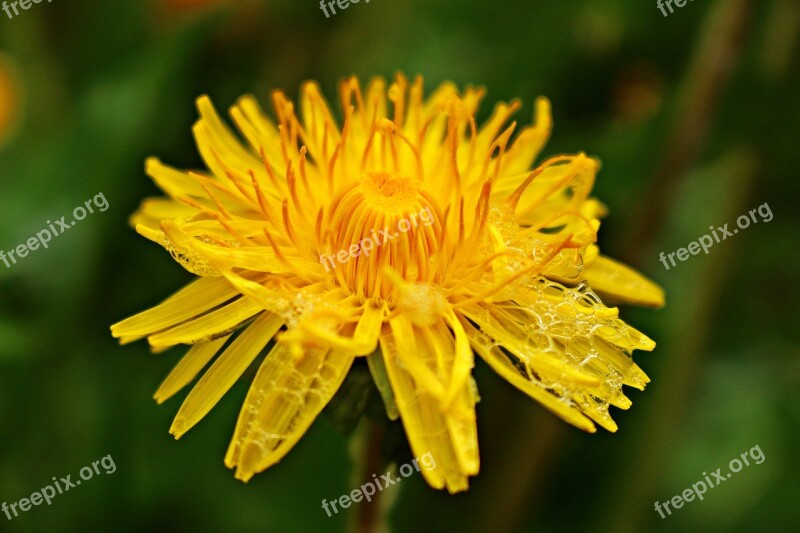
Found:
[1,0,798,531]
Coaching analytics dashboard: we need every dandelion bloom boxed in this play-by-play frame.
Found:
[111,74,663,493]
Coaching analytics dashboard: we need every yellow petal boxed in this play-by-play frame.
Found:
[292,301,385,355]
[225,345,355,481]
[147,296,263,349]
[216,269,291,315]
[300,81,340,158]
[424,321,480,475]
[460,275,654,433]
[110,276,245,342]
[145,157,207,199]
[170,312,283,439]
[388,315,446,400]
[229,94,283,168]
[130,197,198,233]
[441,308,475,411]
[154,335,231,404]
[194,95,263,182]
[459,316,597,433]
[458,303,602,387]
[498,97,552,176]
[514,154,598,227]
[379,323,477,493]
[582,255,665,308]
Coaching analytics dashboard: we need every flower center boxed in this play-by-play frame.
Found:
[361,171,420,213]
[320,172,441,302]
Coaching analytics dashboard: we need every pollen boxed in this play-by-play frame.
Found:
[361,171,421,212]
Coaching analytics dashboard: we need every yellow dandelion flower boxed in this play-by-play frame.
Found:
[111,74,663,493]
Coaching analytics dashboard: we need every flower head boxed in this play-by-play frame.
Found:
[111,74,663,493]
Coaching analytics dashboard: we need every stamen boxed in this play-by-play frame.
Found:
[389,73,408,128]
[298,146,311,195]
[278,124,291,167]
[381,119,401,175]
[248,169,272,222]
[196,178,233,220]
[286,161,306,219]
[263,228,293,268]
[451,233,575,309]
[282,199,303,252]
[393,128,424,181]
[517,210,596,240]
[224,170,257,206]
[259,146,281,191]
[206,210,254,247]
[178,196,205,211]
[491,122,517,183]
[447,114,462,201]
[314,206,325,251]
[361,121,379,171]
[339,107,353,178]
[467,116,478,168]
[328,142,341,192]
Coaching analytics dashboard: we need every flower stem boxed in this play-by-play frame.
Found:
[350,418,386,533]
[622,0,754,262]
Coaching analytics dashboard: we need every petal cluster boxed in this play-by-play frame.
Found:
[112,74,663,493]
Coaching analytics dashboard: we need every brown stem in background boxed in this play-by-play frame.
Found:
[622,0,754,264]
[477,406,565,532]
[352,420,386,533]
[604,149,758,532]
[758,0,800,79]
